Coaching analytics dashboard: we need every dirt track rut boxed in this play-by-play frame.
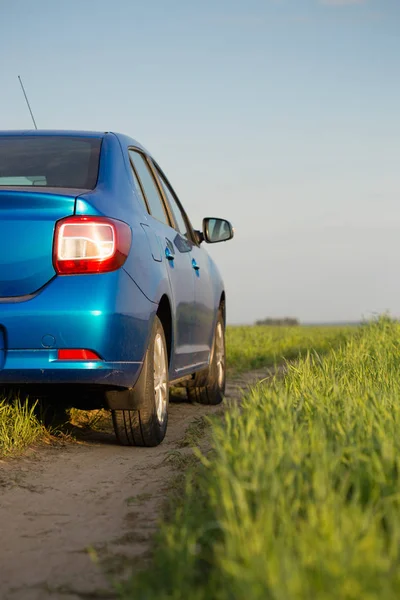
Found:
[0,370,269,600]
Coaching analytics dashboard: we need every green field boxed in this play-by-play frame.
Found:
[226,324,353,373]
[123,318,400,600]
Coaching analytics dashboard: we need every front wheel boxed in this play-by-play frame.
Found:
[187,310,226,405]
[112,316,169,447]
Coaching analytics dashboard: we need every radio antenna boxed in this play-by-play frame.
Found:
[18,75,38,130]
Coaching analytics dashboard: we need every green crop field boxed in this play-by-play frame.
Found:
[123,318,400,600]
[226,324,354,373]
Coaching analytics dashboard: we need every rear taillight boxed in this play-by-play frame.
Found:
[53,216,132,275]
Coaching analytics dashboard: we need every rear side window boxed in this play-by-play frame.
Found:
[129,161,149,212]
[128,150,169,226]
[0,136,102,189]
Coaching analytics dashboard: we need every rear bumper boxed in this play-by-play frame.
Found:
[0,269,157,388]
[0,350,142,388]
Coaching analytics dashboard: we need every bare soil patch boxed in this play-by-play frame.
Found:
[0,369,271,600]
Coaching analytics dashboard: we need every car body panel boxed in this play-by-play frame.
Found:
[145,216,197,373]
[190,244,224,365]
[0,190,76,296]
[0,269,156,387]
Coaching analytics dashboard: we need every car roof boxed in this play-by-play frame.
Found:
[0,130,148,153]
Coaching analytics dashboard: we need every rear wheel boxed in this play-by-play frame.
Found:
[112,316,169,447]
[187,310,225,405]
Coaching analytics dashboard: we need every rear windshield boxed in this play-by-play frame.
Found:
[0,136,102,189]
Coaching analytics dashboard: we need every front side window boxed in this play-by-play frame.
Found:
[0,136,102,189]
[156,171,190,238]
[128,150,169,226]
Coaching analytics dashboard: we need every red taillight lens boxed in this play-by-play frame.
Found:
[58,349,101,361]
[53,216,132,275]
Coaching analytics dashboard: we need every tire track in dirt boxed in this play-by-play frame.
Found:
[0,369,272,600]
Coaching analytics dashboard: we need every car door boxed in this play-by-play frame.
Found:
[128,149,196,375]
[151,163,215,369]
[187,239,216,365]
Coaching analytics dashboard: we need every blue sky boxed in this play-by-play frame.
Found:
[1,0,399,323]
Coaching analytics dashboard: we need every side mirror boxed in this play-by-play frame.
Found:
[202,217,234,244]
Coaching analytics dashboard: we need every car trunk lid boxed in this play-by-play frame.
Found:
[0,189,78,297]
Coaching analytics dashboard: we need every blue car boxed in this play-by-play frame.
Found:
[0,130,233,446]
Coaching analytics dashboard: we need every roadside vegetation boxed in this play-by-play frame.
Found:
[0,398,44,457]
[122,318,400,600]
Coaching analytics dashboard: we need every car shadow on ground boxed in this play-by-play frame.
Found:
[49,388,192,446]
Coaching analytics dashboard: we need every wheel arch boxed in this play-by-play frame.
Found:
[105,297,172,413]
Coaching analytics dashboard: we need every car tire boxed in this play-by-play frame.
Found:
[187,310,225,405]
[112,316,169,447]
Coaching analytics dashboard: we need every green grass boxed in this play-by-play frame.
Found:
[121,318,400,600]
[0,398,44,456]
[226,324,354,373]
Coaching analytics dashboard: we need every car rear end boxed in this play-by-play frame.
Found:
[0,132,153,402]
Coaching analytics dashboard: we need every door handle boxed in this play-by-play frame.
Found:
[192,258,200,271]
[165,247,175,261]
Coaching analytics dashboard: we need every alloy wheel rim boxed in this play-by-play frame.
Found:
[215,322,225,389]
[154,333,168,424]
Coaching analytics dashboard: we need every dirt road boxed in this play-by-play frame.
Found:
[0,370,269,600]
